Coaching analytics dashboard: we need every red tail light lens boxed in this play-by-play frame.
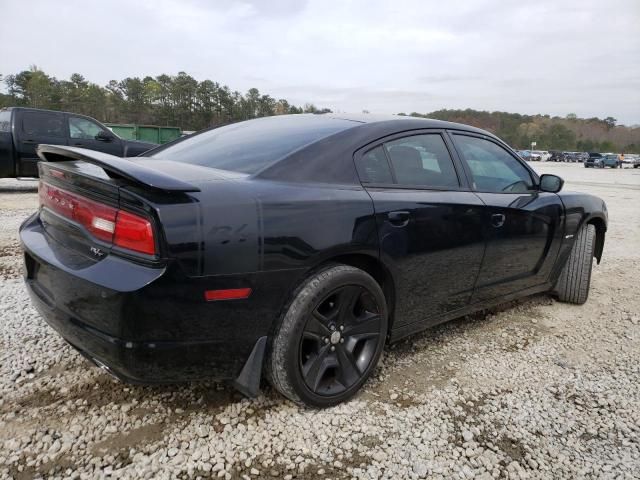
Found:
[39,181,156,256]
[114,210,155,255]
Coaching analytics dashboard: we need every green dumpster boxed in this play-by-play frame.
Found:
[105,124,182,144]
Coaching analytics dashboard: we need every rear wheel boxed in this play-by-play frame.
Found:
[267,265,387,407]
[554,224,596,304]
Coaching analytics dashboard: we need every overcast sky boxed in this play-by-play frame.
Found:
[2,0,639,124]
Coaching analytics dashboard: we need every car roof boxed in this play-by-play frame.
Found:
[256,114,508,184]
[324,113,492,136]
[1,106,75,115]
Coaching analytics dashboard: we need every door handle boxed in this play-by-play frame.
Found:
[23,139,38,144]
[491,213,506,228]
[73,143,85,146]
[388,211,410,226]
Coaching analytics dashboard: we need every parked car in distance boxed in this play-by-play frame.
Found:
[531,150,551,161]
[618,153,635,166]
[586,153,620,168]
[563,152,581,163]
[600,154,622,168]
[632,155,640,168]
[529,151,542,161]
[584,152,603,168]
[518,150,541,161]
[20,114,608,407]
[0,107,157,178]
[549,150,565,162]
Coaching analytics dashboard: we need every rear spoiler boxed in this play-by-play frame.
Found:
[36,145,200,193]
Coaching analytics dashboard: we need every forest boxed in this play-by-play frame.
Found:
[0,66,329,131]
[400,110,639,153]
[1,66,638,152]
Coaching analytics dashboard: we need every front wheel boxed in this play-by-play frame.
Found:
[267,265,388,407]
[554,224,596,304]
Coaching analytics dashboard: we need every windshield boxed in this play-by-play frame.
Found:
[148,115,358,174]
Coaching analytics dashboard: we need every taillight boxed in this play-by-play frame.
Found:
[39,181,156,256]
[114,210,155,255]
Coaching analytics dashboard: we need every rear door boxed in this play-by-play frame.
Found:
[354,130,486,331]
[449,132,564,303]
[16,110,68,176]
[67,114,123,156]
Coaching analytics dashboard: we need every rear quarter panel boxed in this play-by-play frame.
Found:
[195,179,378,276]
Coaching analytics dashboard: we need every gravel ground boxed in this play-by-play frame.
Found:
[1,163,639,479]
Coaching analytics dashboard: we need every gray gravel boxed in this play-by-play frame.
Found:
[1,165,639,479]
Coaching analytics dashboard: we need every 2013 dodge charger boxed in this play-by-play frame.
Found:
[20,114,607,407]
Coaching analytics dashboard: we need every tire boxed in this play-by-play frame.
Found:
[554,224,596,304]
[267,265,388,407]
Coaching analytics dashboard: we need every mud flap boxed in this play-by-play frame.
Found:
[232,336,267,398]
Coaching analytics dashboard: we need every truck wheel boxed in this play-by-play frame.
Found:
[554,224,596,305]
[267,265,387,407]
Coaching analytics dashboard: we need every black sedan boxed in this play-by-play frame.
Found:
[20,114,608,407]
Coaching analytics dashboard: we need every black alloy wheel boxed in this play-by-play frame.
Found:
[299,285,382,396]
[267,265,388,407]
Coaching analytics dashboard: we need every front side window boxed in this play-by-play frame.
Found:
[22,112,65,138]
[69,117,104,139]
[384,134,459,188]
[453,134,534,193]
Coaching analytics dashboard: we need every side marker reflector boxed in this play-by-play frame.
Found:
[204,288,252,301]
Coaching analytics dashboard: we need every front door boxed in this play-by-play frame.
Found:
[67,115,123,156]
[17,110,68,176]
[354,131,486,331]
[449,132,564,303]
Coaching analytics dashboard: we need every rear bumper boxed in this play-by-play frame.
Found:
[25,277,250,383]
[20,214,290,385]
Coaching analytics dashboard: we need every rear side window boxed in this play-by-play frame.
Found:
[149,115,357,174]
[22,112,65,138]
[453,134,534,193]
[355,146,393,183]
[385,134,459,188]
[0,110,11,132]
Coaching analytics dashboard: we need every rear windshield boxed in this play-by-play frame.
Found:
[148,115,357,174]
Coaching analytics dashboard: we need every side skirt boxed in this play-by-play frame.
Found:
[389,283,552,343]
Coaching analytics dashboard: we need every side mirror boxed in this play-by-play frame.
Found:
[95,131,113,142]
[539,174,564,193]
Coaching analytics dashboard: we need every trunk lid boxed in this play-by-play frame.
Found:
[35,145,218,273]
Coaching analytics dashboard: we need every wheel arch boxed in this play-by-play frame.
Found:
[586,216,606,264]
[310,252,397,339]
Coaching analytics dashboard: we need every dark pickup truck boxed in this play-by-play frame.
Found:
[0,107,157,177]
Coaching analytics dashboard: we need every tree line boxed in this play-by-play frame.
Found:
[400,110,639,153]
[1,67,637,152]
[0,66,330,131]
